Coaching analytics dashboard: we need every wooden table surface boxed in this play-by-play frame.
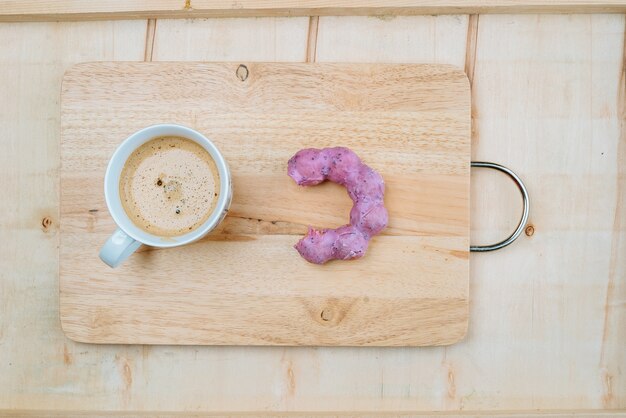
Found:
[0,12,624,416]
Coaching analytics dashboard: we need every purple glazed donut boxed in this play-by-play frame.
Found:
[287,147,388,264]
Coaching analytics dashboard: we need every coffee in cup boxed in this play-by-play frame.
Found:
[119,136,220,237]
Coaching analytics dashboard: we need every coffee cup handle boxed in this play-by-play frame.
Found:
[99,228,142,268]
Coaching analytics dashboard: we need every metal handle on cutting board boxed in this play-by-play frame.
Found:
[470,161,530,252]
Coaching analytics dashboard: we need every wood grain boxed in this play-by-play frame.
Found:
[59,62,471,346]
[467,13,626,410]
[1,0,626,21]
[1,12,625,415]
[3,411,626,418]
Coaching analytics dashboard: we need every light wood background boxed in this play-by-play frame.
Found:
[59,62,470,346]
[0,11,624,416]
[1,0,626,20]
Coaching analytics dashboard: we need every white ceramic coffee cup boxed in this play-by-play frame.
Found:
[99,124,232,268]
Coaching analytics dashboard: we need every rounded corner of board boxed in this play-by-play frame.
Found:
[448,322,470,346]
[59,318,93,344]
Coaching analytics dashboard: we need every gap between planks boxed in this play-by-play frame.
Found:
[464,14,479,151]
[464,15,479,88]
[306,16,319,63]
[144,18,157,62]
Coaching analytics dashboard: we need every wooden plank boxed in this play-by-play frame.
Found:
[150,17,309,62]
[1,0,626,21]
[3,411,626,418]
[315,15,469,66]
[0,19,146,412]
[59,62,470,346]
[467,13,626,410]
[600,8,626,408]
[0,12,624,415]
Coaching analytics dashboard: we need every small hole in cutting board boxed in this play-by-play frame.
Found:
[320,309,333,321]
[236,64,249,82]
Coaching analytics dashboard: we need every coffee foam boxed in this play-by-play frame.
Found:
[119,136,220,237]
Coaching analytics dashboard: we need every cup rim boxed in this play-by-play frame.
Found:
[104,123,231,248]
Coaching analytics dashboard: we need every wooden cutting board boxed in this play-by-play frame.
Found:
[60,62,470,346]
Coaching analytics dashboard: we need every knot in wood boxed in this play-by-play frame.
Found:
[236,64,249,81]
